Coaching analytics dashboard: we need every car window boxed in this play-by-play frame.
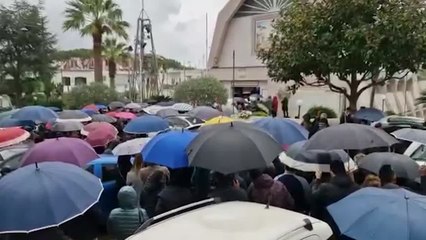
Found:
[411,145,426,161]
[102,164,119,182]
[0,153,23,170]
[0,148,27,161]
[167,118,189,128]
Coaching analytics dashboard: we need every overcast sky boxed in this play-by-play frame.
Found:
[3,0,228,68]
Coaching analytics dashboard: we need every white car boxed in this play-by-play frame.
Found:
[404,141,426,166]
[127,201,332,240]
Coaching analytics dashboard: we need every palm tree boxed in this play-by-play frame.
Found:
[63,0,129,83]
[103,37,129,88]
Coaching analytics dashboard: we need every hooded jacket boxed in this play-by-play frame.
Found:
[248,174,294,210]
[107,186,148,240]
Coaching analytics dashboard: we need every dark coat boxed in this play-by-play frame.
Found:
[209,187,248,202]
[155,186,194,215]
[248,174,294,210]
[61,205,104,240]
[278,174,310,213]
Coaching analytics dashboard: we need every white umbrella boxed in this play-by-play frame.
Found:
[112,138,152,156]
[125,102,142,110]
[143,105,166,115]
[172,103,193,112]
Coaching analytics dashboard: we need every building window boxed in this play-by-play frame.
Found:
[75,77,87,86]
[62,77,71,86]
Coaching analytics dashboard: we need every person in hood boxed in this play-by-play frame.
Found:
[107,186,148,240]
[311,160,359,235]
[248,169,294,210]
[209,172,248,202]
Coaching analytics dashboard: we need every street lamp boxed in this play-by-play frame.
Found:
[381,95,387,112]
[296,99,303,119]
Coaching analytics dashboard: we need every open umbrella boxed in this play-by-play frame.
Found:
[143,105,165,114]
[354,107,385,122]
[21,137,98,167]
[91,114,117,123]
[204,116,235,126]
[83,122,118,134]
[56,110,91,122]
[0,109,19,121]
[279,150,357,173]
[85,129,117,147]
[189,106,223,120]
[156,108,179,118]
[327,187,426,240]
[125,102,141,111]
[253,117,308,148]
[0,162,103,233]
[112,138,152,156]
[81,109,98,116]
[124,115,169,134]
[46,106,61,112]
[106,111,136,120]
[303,123,398,150]
[0,128,30,148]
[109,101,125,110]
[11,106,58,123]
[286,140,307,158]
[142,130,197,169]
[357,152,419,180]
[51,121,84,133]
[156,101,175,107]
[172,103,193,112]
[392,128,426,145]
[0,119,35,128]
[187,122,282,174]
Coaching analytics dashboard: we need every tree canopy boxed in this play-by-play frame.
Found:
[174,77,228,106]
[259,0,426,109]
[63,82,118,109]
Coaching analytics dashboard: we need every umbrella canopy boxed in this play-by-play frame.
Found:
[81,109,98,116]
[0,119,35,128]
[82,122,118,138]
[188,106,223,120]
[82,104,107,111]
[172,103,193,112]
[46,106,61,112]
[303,123,398,150]
[109,101,125,110]
[106,111,136,120]
[354,107,385,122]
[91,114,117,123]
[124,115,169,134]
[51,121,84,132]
[358,152,419,180]
[279,150,357,173]
[204,116,234,126]
[56,110,91,122]
[286,140,307,158]
[142,130,198,169]
[112,138,152,156]
[143,105,165,114]
[156,101,175,107]
[327,187,426,240]
[0,128,30,148]
[0,109,19,121]
[156,108,179,118]
[187,122,282,174]
[392,128,426,145]
[125,102,141,110]
[253,117,308,147]
[0,162,103,233]
[11,106,58,123]
[21,137,98,167]
[85,129,117,147]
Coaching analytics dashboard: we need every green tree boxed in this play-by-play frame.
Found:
[63,0,129,83]
[174,77,227,106]
[52,48,93,60]
[63,82,118,108]
[0,0,57,104]
[259,0,426,110]
[103,37,129,88]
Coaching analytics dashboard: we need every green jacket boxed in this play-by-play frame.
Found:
[107,186,148,240]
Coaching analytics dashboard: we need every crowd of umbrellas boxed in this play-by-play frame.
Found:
[1,102,426,239]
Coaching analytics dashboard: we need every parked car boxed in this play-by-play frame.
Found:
[372,116,425,133]
[0,144,31,178]
[128,201,333,240]
[166,115,204,131]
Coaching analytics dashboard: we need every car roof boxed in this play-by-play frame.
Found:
[128,201,332,240]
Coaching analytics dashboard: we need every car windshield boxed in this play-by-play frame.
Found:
[0,148,28,161]
[411,145,426,161]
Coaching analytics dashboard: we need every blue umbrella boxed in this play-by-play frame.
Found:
[142,130,198,168]
[253,117,308,147]
[0,118,35,128]
[124,115,169,134]
[354,107,385,122]
[0,162,103,233]
[286,140,307,158]
[95,104,108,110]
[327,187,426,240]
[46,106,61,112]
[11,106,58,123]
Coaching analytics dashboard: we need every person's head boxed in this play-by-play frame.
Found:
[345,107,351,114]
[169,168,193,188]
[302,113,311,122]
[363,174,381,187]
[117,186,137,209]
[145,170,166,191]
[330,160,346,176]
[249,169,263,181]
[133,153,143,171]
[379,164,396,185]
[213,172,236,188]
[263,165,276,178]
[320,112,328,119]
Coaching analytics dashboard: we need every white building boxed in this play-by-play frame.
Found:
[208,0,426,117]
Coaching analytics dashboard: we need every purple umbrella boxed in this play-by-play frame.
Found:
[21,137,99,167]
[188,106,223,120]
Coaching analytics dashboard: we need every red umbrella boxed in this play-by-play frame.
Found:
[82,104,99,111]
[106,111,136,120]
[0,127,31,148]
[85,128,117,147]
[82,122,118,136]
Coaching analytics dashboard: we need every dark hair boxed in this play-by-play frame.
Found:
[249,169,263,180]
[169,168,193,188]
[330,160,346,175]
[213,172,235,188]
[379,165,395,184]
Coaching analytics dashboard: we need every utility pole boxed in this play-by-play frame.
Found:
[232,50,236,114]
[139,0,145,102]
[205,13,208,74]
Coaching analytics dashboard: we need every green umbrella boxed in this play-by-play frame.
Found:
[0,109,19,121]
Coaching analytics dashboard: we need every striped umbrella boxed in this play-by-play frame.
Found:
[172,103,193,112]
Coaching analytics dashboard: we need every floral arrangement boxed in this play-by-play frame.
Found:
[237,110,252,119]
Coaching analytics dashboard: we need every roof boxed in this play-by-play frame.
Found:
[128,201,332,240]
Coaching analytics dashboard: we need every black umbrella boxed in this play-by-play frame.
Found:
[304,123,398,150]
[156,108,179,118]
[91,114,117,123]
[358,152,420,180]
[57,110,91,122]
[187,122,282,174]
[109,101,125,110]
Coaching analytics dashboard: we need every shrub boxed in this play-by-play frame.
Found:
[307,106,338,118]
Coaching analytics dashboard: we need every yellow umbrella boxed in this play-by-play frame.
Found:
[204,116,235,126]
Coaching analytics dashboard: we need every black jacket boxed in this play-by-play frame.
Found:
[209,187,248,202]
[155,186,194,215]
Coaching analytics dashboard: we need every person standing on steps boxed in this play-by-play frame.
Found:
[281,96,289,118]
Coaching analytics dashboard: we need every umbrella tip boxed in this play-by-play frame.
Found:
[35,162,39,170]
[230,122,234,127]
